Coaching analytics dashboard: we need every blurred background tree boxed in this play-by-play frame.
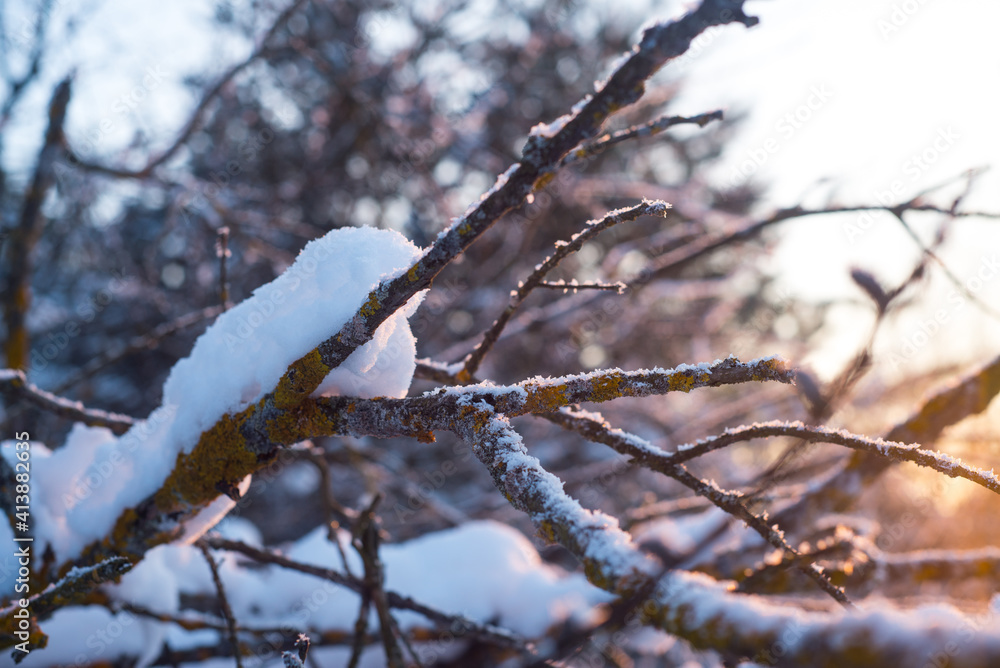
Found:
[3,0,1000,665]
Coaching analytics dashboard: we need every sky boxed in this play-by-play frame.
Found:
[668,0,1000,378]
[3,0,999,380]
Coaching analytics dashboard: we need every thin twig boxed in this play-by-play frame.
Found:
[543,409,853,608]
[0,556,133,628]
[120,602,298,635]
[66,0,309,179]
[642,199,1000,282]
[51,305,225,394]
[561,109,724,167]
[200,536,529,651]
[196,542,244,668]
[537,280,627,292]
[217,226,232,310]
[777,351,1000,530]
[351,496,403,668]
[0,368,135,434]
[887,209,1000,321]
[459,200,670,381]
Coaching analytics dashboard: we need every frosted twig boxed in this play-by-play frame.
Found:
[0,368,135,434]
[643,198,1000,282]
[537,280,627,292]
[778,352,1000,529]
[0,556,133,634]
[301,356,796,446]
[561,109,724,167]
[746,216,951,502]
[452,408,658,593]
[664,419,1000,497]
[459,200,670,382]
[544,409,852,607]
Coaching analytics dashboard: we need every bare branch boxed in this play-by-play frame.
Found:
[199,536,530,652]
[50,305,225,395]
[778,352,1000,529]
[459,200,670,380]
[3,76,71,370]
[561,109,724,167]
[642,199,1000,282]
[0,368,135,434]
[66,0,310,179]
[196,542,244,668]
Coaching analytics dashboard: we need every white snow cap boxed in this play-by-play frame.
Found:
[165,224,427,449]
[0,225,426,569]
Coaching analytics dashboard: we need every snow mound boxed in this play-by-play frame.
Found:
[0,226,426,569]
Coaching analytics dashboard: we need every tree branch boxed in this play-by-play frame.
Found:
[0,368,135,434]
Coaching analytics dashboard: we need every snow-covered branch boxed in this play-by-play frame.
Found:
[0,369,135,434]
[778,352,1000,529]
[8,0,1000,664]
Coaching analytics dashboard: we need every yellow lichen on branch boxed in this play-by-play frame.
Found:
[152,413,259,515]
[271,348,330,410]
[587,371,625,402]
[522,382,569,413]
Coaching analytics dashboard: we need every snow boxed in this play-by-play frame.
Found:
[166,225,425,442]
[11,521,610,667]
[0,226,426,568]
[632,507,731,558]
[462,164,518,217]
[528,113,574,140]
